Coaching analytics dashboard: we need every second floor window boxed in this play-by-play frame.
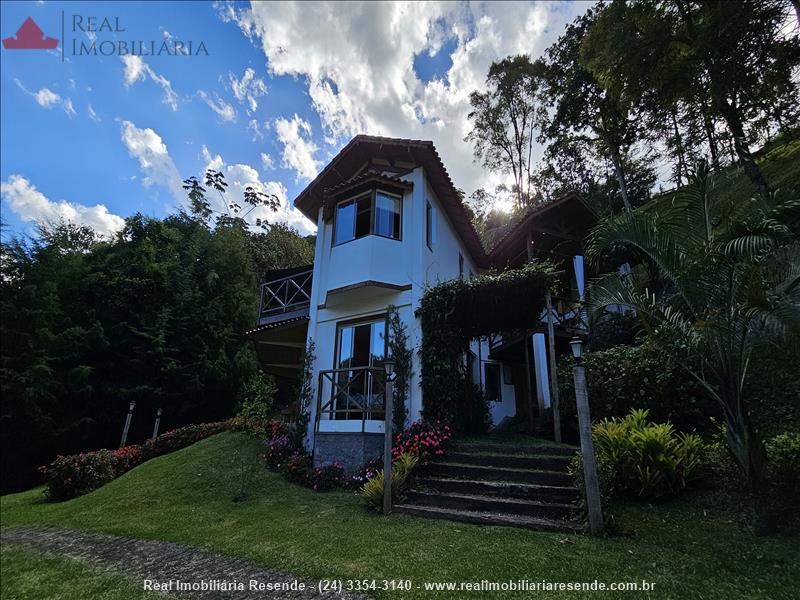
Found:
[334,190,401,245]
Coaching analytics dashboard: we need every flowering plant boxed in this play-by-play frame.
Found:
[393,419,451,463]
[309,463,346,492]
[264,434,295,469]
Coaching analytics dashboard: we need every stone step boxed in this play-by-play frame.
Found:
[423,462,574,486]
[416,477,579,503]
[404,490,576,520]
[452,442,578,458]
[446,451,572,471]
[394,504,583,533]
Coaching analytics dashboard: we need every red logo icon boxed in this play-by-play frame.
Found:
[3,17,59,50]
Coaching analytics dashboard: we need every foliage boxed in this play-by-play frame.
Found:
[569,451,617,530]
[557,336,717,433]
[587,159,799,532]
[290,340,315,450]
[308,463,346,492]
[348,456,383,489]
[386,306,412,433]
[392,420,452,463]
[592,409,704,498]
[417,262,554,431]
[38,421,231,501]
[237,372,277,422]
[582,0,800,206]
[0,206,313,494]
[465,55,546,210]
[284,451,313,486]
[263,434,295,470]
[359,452,419,513]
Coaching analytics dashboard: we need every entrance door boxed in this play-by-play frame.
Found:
[335,319,387,420]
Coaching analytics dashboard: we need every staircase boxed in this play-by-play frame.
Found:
[395,440,583,533]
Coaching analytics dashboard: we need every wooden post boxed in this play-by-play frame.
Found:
[545,289,562,443]
[152,407,162,439]
[383,376,394,515]
[119,400,136,448]
[573,362,603,534]
[523,332,535,433]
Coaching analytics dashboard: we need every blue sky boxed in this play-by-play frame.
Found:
[1,1,591,240]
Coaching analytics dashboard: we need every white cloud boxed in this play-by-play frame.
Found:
[197,90,236,122]
[1,175,125,237]
[248,119,264,141]
[230,67,267,112]
[260,152,274,170]
[35,88,60,107]
[274,114,321,182]
[200,145,315,235]
[121,55,178,111]
[87,104,101,122]
[120,120,184,204]
[15,79,77,119]
[225,1,592,200]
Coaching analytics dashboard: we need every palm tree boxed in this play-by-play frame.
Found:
[586,160,799,530]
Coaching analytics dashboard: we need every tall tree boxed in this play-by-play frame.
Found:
[538,7,651,212]
[582,0,800,207]
[466,55,546,211]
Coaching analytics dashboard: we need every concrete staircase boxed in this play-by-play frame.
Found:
[395,440,583,533]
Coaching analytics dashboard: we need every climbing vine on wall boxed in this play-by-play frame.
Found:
[291,339,316,450]
[416,261,556,433]
[387,305,413,434]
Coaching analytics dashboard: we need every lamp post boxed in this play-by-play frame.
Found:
[152,407,163,439]
[120,400,136,448]
[382,357,396,515]
[570,336,603,534]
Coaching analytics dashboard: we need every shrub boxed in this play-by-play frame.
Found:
[360,452,419,512]
[39,450,116,501]
[40,420,233,501]
[284,451,312,485]
[592,409,704,498]
[309,463,346,492]
[264,434,295,470]
[393,420,452,463]
[229,416,287,438]
[569,451,617,530]
[237,372,277,421]
[349,456,383,489]
[557,338,717,433]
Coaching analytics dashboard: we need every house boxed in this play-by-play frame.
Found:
[247,135,596,471]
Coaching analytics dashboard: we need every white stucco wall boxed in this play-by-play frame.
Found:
[304,166,516,440]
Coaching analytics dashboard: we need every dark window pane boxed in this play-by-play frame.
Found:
[485,363,502,403]
[355,195,371,238]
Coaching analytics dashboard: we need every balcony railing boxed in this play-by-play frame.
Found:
[258,268,313,325]
[315,366,387,432]
[487,295,587,353]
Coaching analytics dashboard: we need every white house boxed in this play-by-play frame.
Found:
[247,135,596,470]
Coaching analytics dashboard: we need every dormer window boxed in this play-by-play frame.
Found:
[333,189,402,245]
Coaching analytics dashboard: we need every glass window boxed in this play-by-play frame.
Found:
[335,318,388,420]
[335,200,356,244]
[374,192,401,239]
[426,201,437,249]
[355,195,371,238]
[485,363,502,403]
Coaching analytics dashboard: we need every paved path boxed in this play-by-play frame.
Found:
[1,527,367,599]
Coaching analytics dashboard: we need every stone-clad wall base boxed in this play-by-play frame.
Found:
[313,432,383,473]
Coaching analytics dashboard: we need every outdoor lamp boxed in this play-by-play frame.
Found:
[129,400,136,411]
[570,336,583,361]
[383,357,396,380]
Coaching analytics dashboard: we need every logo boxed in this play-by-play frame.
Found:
[3,16,58,50]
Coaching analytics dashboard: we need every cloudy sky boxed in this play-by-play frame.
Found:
[1,0,592,239]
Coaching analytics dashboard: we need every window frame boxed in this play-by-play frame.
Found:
[332,188,403,247]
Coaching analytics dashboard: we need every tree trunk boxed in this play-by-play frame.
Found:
[717,98,772,207]
[671,110,686,186]
[607,143,633,212]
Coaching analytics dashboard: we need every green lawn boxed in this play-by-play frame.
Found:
[1,545,162,600]
[2,432,798,599]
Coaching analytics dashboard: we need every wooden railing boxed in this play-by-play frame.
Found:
[315,366,387,431]
[258,268,313,322]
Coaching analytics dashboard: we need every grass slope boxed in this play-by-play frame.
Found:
[1,545,162,600]
[2,432,798,599]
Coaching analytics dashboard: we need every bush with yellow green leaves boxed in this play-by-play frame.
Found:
[359,452,418,512]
